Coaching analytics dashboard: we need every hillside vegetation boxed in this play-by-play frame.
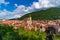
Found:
[17,8,60,20]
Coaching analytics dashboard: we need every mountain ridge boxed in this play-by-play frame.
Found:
[15,8,60,20]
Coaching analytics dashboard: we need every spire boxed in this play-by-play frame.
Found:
[27,14,32,27]
[29,14,32,21]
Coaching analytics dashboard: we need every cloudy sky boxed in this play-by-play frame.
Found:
[0,0,60,19]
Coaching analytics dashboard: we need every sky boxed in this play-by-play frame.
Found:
[0,0,60,19]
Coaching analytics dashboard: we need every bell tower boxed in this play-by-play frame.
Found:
[29,14,32,23]
[27,14,32,27]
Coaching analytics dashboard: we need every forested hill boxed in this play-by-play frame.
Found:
[17,8,60,20]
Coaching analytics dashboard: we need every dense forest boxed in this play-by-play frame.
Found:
[17,8,60,20]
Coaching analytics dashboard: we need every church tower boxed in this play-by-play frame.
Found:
[29,15,32,23]
[27,15,32,27]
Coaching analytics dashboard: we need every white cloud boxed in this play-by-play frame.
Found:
[12,15,21,18]
[26,6,35,13]
[0,0,9,5]
[12,5,27,15]
[0,12,6,16]
[14,4,18,7]
[0,9,12,19]
[33,2,40,9]
[4,2,9,5]
[39,0,56,8]
[0,9,10,16]
[0,0,4,3]
[7,15,21,19]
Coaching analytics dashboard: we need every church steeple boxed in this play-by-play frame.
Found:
[29,14,32,22]
[27,14,32,27]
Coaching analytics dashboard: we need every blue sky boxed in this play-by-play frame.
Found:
[0,0,60,19]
